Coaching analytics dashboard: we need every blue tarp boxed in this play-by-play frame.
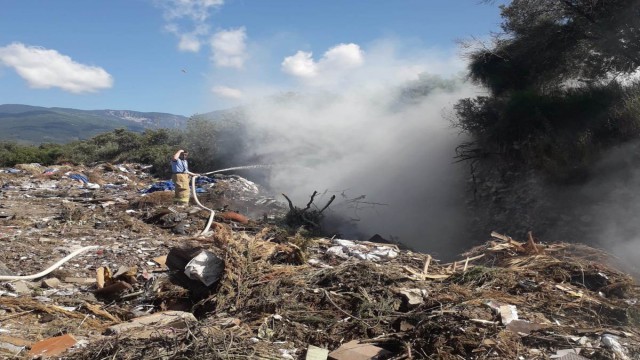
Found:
[69,174,89,184]
[196,176,216,185]
[141,176,215,194]
[142,181,175,194]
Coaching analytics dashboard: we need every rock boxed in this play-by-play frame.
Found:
[41,278,61,289]
[9,281,31,295]
[172,222,187,235]
[63,277,96,285]
[398,288,426,308]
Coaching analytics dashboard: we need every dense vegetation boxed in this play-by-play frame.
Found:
[455,0,640,182]
[0,116,247,178]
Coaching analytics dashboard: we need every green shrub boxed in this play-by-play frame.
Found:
[454,82,640,181]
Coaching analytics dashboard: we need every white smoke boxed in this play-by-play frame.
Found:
[563,141,640,276]
[227,41,480,258]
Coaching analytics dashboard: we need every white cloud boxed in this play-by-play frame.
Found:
[281,51,317,78]
[165,23,210,52]
[156,0,223,22]
[211,85,243,99]
[0,42,113,93]
[281,43,364,80]
[277,40,466,91]
[155,0,223,52]
[322,43,364,68]
[178,33,201,52]
[210,27,248,69]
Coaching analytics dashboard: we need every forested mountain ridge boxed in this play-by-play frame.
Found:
[0,104,189,144]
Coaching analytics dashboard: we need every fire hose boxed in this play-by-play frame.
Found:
[191,174,216,235]
[0,245,100,281]
[0,165,272,281]
[191,165,274,235]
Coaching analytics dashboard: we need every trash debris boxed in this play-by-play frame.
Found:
[498,304,518,325]
[328,340,392,360]
[183,251,225,286]
[601,334,631,360]
[550,349,588,360]
[28,333,77,358]
[305,345,329,360]
[505,319,549,334]
[0,163,639,359]
[326,238,398,261]
[106,311,197,335]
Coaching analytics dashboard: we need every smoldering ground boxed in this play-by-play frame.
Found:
[547,141,640,276]
[234,74,480,260]
[210,38,640,266]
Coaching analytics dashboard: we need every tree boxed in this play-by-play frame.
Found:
[456,0,640,181]
[470,0,640,95]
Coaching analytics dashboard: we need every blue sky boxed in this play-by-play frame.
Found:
[0,0,507,116]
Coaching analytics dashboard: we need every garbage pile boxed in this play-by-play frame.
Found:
[0,163,639,359]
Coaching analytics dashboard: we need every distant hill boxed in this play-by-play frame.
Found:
[0,104,189,144]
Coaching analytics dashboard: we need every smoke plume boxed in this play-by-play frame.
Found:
[555,141,640,276]
[230,43,481,259]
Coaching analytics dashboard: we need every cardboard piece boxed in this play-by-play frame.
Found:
[306,345,329,360]
[106,310,196,335]
[28,334,77,358]
[328,340,391,360]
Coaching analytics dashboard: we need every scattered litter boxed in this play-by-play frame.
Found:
[28,333,77,358]
[106,311,197,335]
[306,345,329,360]
[328,340,392,360]
[183,251,225,286]
[0,164,638,359]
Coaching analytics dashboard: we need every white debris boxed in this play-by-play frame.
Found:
[601,334,630,360]
[499,305,519,325]
[327,239,398,262]
[184,251,225,286]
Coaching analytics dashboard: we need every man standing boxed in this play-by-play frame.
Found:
[171,149,198,205]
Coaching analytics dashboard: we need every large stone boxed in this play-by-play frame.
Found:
[10,281,31,295]
[41,278,61,289]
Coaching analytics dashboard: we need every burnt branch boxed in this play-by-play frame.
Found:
[318,195,336,214]
[282,193,295,212]
[303,191,319,212]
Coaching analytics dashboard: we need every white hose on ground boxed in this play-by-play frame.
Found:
[191,175,215,235]
[0,245,100,281]
[192,164,274,234]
